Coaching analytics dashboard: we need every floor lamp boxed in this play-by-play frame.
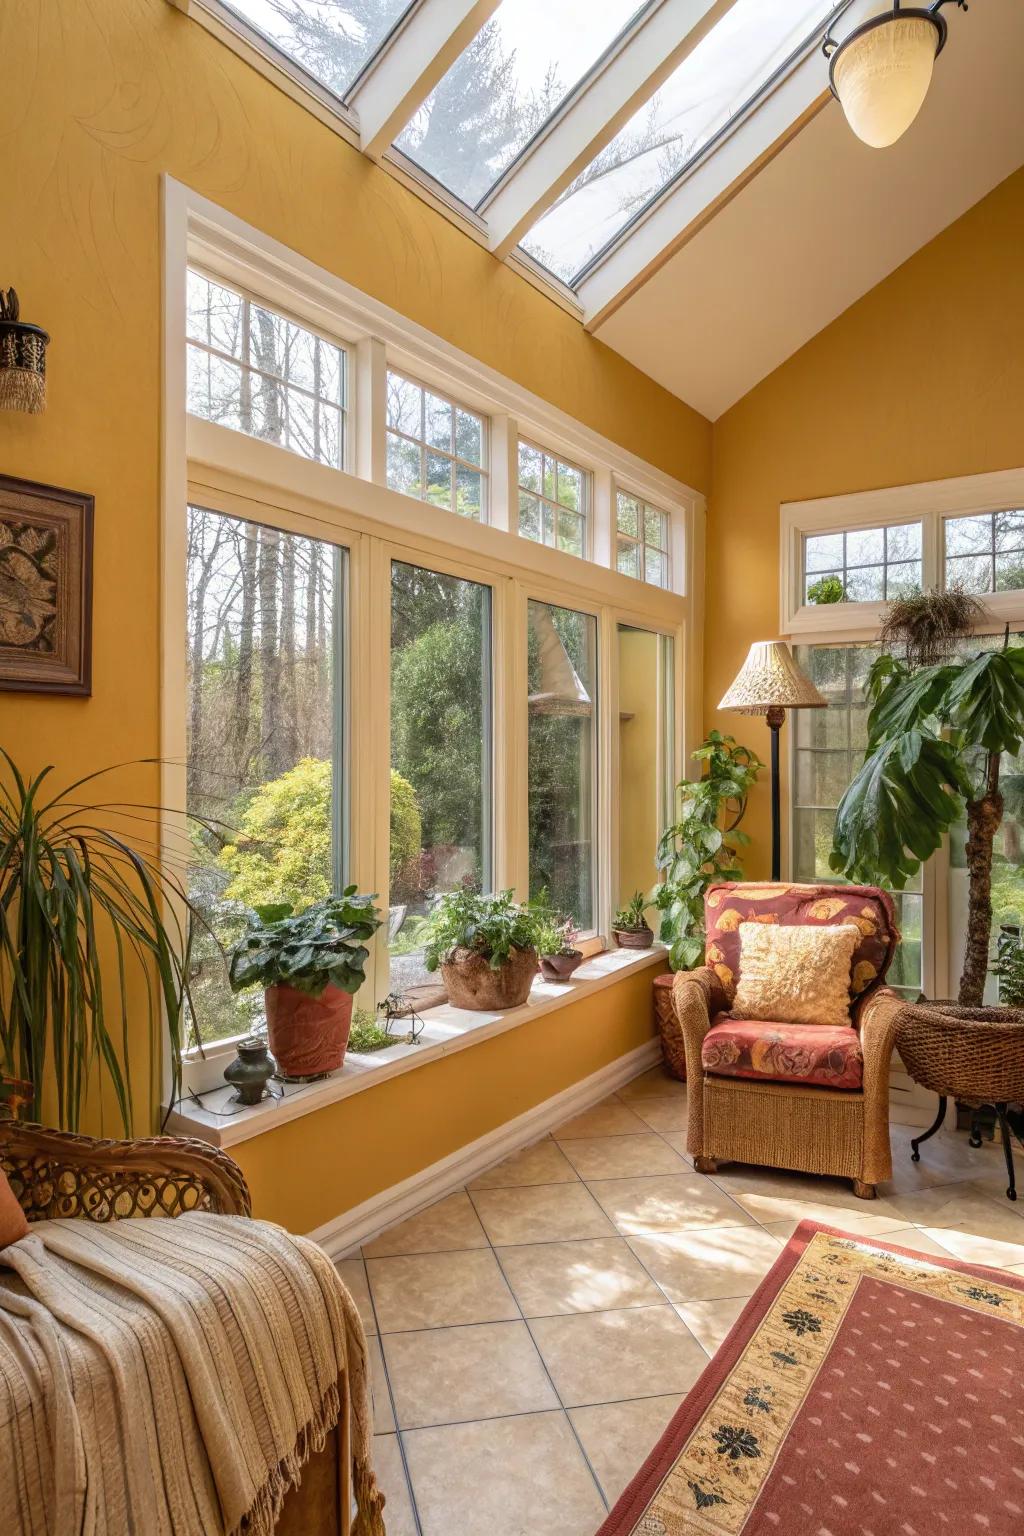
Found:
[719,641,827,881]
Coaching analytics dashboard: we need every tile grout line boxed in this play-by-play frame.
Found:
[355,1250,426,1536]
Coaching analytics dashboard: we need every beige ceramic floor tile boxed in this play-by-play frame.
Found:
[891,1182,1024,1242]
[468,1138,578,1189]
[756,1200,912,1241]
[568,1395,682,1504]
[627,1225,782,1304]
[587,1174,753,1236]
[888,1123,1006,1186]
[618,1067,687,1102]
[711,1162,909,1218]
[917,1224,1024,1270]
[630,1098,689,1133]
[674,1296,747,1356]
[337,1257,376,1335]
[367,1248,519,1333]
[660,1131,694,1166]
[552,1099,650,1140]
[369,1436,417,1536]
[497,1236,664,1317]
[869,1226,956,1258]
[558,1133,688,1180]
[402,1412,607,1536]
[363,1191,488,1258]
[368,1335,395,1433]
[383,1320,558,1429]
[529,1304,707,1407]
[471,1183,616,1246]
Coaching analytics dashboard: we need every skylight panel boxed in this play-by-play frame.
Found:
[520,0,839,284]
[221,0,415,101]
[393,0,649,210]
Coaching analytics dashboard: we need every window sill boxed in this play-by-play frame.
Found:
[164,946,667,1150]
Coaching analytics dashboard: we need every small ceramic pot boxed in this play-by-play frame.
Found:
[223,1037,275,1104]
[614,925,654,950]
[540,950,584,982]
[441,946,538,1010]
[265,983,354,1080]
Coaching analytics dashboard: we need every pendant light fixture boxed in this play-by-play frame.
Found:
[823,1,968,150]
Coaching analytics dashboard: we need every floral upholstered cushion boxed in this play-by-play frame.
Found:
[701,1015,864,1090]
[704,882,898,1001]
[732,922,859,1029]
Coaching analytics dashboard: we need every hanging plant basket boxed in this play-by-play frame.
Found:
[0,289,49,414]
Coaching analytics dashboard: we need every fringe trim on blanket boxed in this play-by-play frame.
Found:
[233,1381,342,1536]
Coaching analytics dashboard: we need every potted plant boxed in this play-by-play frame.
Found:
[228,888,382,1080]
[535,906,584,982]
[612,891,655,950]
[423,889,541,1009]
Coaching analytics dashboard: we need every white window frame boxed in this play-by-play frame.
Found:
[385,367,490,520]
[517,437,592,560]
[162,179,701,1102]
[615,485,671,588]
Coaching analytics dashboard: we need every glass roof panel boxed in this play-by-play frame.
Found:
[221,0,415,102]
[520,0,839,284]
[394,0,650,210]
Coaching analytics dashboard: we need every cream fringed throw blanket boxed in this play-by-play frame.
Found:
[0,1214,386,1536]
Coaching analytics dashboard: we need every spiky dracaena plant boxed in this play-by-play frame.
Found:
[0,752,198,1132]
[830,633,1024,1006]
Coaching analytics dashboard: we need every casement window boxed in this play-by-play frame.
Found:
[186,270,347,468]
[185,504,346,1045]
[385,371,487,520]
[943,509,1024,595]
[616,490,670,588]
[517,441,589,558]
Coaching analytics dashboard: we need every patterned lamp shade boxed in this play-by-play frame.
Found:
[0,289,49,414]
[719,641,827,715]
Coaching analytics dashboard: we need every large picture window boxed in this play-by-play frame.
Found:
[385,371,487,519]
[389,562,492,988]
[187,269,347,468]
[186,505,345,1044]
[527,599,598,930]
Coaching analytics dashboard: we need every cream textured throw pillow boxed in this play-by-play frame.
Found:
[731,922,860,1029]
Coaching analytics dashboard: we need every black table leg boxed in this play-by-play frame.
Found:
[911,1096,947,1162]
[996,1104,1017,1201]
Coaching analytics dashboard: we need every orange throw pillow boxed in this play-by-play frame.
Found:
[0,1165,28,1250]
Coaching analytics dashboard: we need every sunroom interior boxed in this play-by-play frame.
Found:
[2,2,1024,1533]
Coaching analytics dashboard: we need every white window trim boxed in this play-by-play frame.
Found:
[162,177,701,1107]
[780,467,1024,638]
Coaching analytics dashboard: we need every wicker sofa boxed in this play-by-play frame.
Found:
[0,1120,347,1535]
[666,881,903,1199]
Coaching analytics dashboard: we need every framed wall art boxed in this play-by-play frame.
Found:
[0,474,93,695]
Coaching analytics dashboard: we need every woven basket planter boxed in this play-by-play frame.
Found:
[654,972,686,1080]
[441,946,538,1010]
[895,1000,1024,1104]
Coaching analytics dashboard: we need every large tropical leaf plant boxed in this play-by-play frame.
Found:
[830,637,1024,1006]
[0,752,199,1133]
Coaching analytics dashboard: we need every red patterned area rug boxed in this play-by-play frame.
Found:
[597,1220,1023,1536]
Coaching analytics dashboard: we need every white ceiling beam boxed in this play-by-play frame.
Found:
[481,0,741,260]
[349,0,502,162]
[577,46,831,330]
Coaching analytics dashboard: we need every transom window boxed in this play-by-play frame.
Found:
[187,269,346,468]
[517,440,588,557]
[385,371,487,519]
[616,490,669,588]
[803,522,922,606]
[944,510,1024,595]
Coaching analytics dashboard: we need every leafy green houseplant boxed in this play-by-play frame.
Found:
[0,753,197,1133]
[830,626,1024,1006]
[612,891,654,950]
[993,927,1024,1007]
[533,903,583,981]
[651,731,763,971]
[228,889,382,1078]
[423,888,541,1010]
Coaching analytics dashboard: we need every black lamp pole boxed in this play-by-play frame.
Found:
[766,705,785,882]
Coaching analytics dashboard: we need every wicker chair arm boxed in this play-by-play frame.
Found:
[0,1122,252,1224]
[855,986,904,1185]
[672,967,728,1158]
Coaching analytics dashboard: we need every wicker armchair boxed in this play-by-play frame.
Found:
[667,882,902,1199]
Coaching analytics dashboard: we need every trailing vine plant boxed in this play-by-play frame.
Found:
[651,732,763,971]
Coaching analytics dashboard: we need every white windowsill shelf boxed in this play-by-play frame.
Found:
[165,946,666,1150]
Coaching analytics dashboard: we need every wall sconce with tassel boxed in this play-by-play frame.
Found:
[0,289,50,414]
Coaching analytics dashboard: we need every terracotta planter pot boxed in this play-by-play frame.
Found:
[540,950,584,982]
[441,946,538,1010]
[264,983,354,1080]
[614,925,654,950]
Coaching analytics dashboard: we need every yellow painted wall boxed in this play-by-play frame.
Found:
[0,1,705,1156]
[707,167,1024,872]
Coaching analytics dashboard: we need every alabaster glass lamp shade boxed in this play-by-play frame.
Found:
[832,13,942,149]
[718,642,827,715]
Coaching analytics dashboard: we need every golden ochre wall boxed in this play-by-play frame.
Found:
[707,167,1024,870]
[0,1,705,1165]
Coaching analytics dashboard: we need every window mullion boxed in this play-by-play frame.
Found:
[593,467,613,570]
[497,580,529,899]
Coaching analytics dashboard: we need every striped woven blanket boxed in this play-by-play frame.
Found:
[0,1214,385,1536]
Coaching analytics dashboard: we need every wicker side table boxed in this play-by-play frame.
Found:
[895,1000,1024,1201]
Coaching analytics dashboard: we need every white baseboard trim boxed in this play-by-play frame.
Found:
[309,1037,661,1260]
